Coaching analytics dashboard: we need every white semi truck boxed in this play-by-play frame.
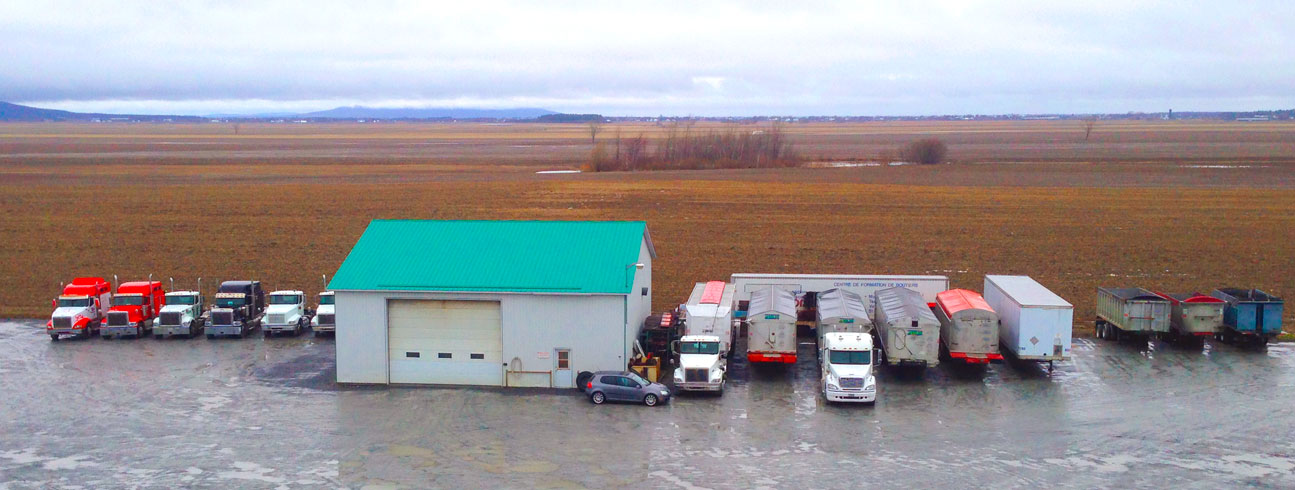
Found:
[310,291,335,336]
[819,331,878,403]
[672,281,736,393]
[264,290,312,337]
[154,290,206,339]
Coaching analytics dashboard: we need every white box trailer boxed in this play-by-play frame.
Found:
[730,274,950,317]
[745,287,798,365]
[816,288,872,345]
[873,287,941,368]
[983,275,1072,368]
[682,281,737,353]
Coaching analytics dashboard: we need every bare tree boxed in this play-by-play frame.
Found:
[232,123,241,135]
[1082,116,1098,142]
[588,119,602,144]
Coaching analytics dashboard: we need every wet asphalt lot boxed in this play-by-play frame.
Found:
[1,319,1294,489]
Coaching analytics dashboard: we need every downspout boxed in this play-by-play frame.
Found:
[623,294,628,368]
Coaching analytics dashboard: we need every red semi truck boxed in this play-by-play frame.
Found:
[48,277,113,340]
[102,281,166,339]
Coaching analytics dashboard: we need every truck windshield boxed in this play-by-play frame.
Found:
[167,295,197,305]
[57,298,90,307]
[319,295,335,305]
[269,295,299,305]
[111,295,144,306]
[828,350,871,365]
[215,297,247,308]
[679,341,720,355]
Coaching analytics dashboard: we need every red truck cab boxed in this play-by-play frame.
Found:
[48,277,113,340]
[102,281,166,339]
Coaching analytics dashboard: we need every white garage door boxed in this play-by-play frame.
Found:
[388,299,503,385]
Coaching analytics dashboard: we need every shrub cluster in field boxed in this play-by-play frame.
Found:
[901,138,948,164]
[583,124,798,172]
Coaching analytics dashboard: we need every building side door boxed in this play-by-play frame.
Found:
[553,349,572,388]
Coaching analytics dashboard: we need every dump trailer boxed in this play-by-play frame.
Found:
[934,289,1002,364]
[983,275,1072,369]
[1211,288,1284,345]
[1158,292,1224,342]
[103,281,166,339]
[1095,287,1171,341]
[48,277,112,340]
[816,288,872,346]
[207,280,266,338]
[873,287,940,368]
[745,287,798,364]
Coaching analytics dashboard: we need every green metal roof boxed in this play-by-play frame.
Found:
[328,220,653,294]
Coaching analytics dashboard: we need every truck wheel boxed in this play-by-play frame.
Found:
[154,334,163,340]
[50,334,59,341]
[206,334,215,340]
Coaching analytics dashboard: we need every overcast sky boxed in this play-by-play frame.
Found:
[2,1,1292,116]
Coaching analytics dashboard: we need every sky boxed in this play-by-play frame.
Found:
[2,1,1293,116]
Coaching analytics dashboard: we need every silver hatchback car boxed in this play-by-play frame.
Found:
[584,370,672,406]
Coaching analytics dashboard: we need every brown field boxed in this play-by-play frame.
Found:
[2,120,1293,336]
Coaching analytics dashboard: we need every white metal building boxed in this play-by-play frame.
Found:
[330,220,655,388]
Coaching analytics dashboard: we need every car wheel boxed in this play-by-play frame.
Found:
[644,394,658,406]
[590,391,606,404]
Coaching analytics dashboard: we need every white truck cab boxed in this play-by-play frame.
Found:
[156,291,205,339]
[49,295,107,340]
[820,332,878,403]
[309,291,335,336]
[672,335,726,393]
[264,290,310,337]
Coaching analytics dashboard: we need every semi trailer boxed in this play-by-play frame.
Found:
[984,275,1072,370]
[48,277,112,340]
[745,287,798,364]
[873,287,941,368]
[103,281,166,339]
[1158,292,1224,344]
[933,289,1002,364]
[1095,287,1171,342]
[1212,288,1284,346]
[208,280,266,339]
[672,281,736,393]
[729,274,949,318]
[815,288,872,345]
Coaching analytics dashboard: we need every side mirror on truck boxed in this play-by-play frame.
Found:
[51,299,57,308]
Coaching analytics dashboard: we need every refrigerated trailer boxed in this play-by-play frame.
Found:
[873,287,940,368]
[745,287,798,364]
[729,274,949,317]
[933,289,1002,364]
[1158,292,1224,343]
[1095,287,1171,341]
[983,275,1072,370]
[1211,288,1284,346]
[815,288,872,346]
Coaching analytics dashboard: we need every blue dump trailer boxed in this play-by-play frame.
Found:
[1211,288,1284,345]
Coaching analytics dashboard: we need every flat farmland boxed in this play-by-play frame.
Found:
[1,121,1293,335]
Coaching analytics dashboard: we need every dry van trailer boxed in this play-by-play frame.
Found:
[933,289,1001,364]
[745,287,799,364]
[873,287,941,368]
[983,275,1072,371]
[815,288,872,346]
[729,274,949,318]
[1095,287,1171,341]
[1211,288,1284,346]
[1158,292,1225,343]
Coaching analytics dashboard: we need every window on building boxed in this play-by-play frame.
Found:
[405,352,420,358]
[438,352,452,359]
[470,353,484,360]
[556,350,570,369]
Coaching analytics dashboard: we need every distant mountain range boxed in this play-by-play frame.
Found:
[0,101,558,122]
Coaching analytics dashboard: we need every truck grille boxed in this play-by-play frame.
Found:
[839,377,865,390]
[317,314,334,325]
[107,311,130,327]
[268,314,285,325]
[160,311,182,326]
[685,368,708,383]
[212,311,234,326]
[53,316,73,329]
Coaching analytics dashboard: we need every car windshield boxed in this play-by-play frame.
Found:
[111,295,144,306]
[269,295,299,305]
[167,295,197,305]
[828,350,872,365]
[624,371,649,386]
[319,295,335,305]
[57,298,90,307]
[215,297,247,308]
[679,341,720,355]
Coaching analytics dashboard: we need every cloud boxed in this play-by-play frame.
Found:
[1,1,1292,115]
